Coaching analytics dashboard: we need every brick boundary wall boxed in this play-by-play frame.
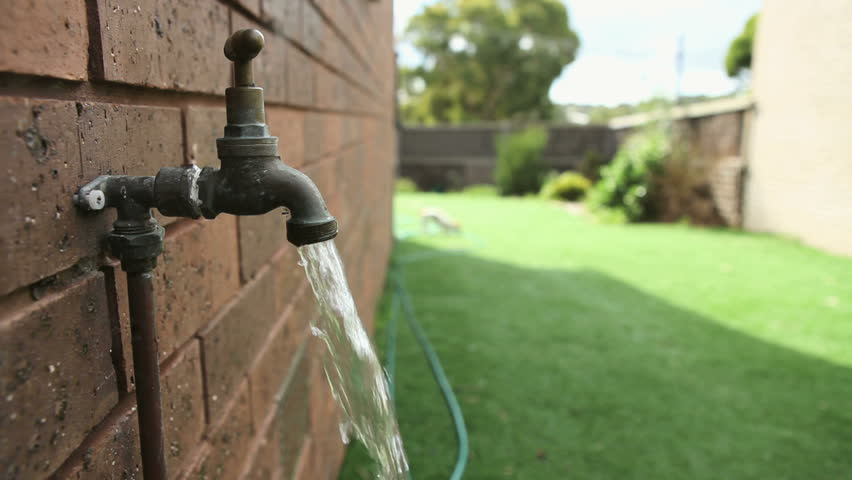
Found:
[0,0,396,479]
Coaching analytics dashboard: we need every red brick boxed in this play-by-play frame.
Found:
[242,426,282,480]
[153,217,240,359]
[247,287,312,427]
[266,107,305,167]
[274,346,311,479]
[306,338,346,480]
[272,245,306,315]
[58,340,206,479]
[303,112,324,163]
[0,0,88,80]
[286,47,315,108]
[0,98,106,295]
[261,0,302,43]
[316,66,344,111]
[77,101,184,228]
[96,0,230,93]
[301,1,324,57]
[199,265,278,423]
[0,273,117,478]
[324,113,343,155]
[191,383,254,480]
[78,102,184,175]
[185,107,226,168]
[232,16,288,104]
[302,158,336,216]
[233,0,261,17]
[238,212,288,282]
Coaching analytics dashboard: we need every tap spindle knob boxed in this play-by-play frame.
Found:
[224,29,265,63]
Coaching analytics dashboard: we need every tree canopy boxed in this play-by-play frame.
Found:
[725,13,758,78]
[400,0,579,125]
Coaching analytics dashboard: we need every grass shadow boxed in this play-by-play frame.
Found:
[340,238,852,480]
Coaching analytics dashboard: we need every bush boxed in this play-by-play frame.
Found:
[462,184,498,196]
[395,177,419,193]
[579,149,606,180]
[540,171,592,201]
[494,126,548,196]
[586,126,670,222]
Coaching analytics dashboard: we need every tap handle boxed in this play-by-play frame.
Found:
[224,29,264,87]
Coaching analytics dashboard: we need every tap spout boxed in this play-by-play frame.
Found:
[193,157,338,246]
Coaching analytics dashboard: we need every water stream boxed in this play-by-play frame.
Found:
[299,240,409,479]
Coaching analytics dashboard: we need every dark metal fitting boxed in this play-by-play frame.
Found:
[154,166,203,218]
[74,175,156,212]
[107,225,166,273]
[287,218,340,247]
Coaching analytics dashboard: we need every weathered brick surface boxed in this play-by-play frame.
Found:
[248,286,312,427]
[238,213,288,282]
[97,0,231,93]
[190,382,254,479]
[261,0,302,43]
[0,273,117,478]
[266,107,305,167]
[0,98,105,296]
[286,46,315,108]
[0,0,88,80]
[153,218,241,359]
[1,0,396,478]
[58,340,206,479]
[185,106,227,167]
[275,345,312,479]
[301,1,325,58]
[199,264,278,423]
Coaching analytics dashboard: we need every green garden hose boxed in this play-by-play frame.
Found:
[384,227,471,480]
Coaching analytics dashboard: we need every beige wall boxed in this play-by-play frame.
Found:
[744,0,852,255]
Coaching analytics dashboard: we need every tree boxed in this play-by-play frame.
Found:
[725,13,758,78]
[400,0,579,125]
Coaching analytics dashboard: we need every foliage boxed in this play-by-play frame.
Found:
[342,192,852,480]
[726,13,758,77]
[539,171,591,201]
[400,0,579,125]
[395,177,419,193]
[461,184,497,196]
[586,126,670,222]
[494,126,549,196]
[578,148,606,180]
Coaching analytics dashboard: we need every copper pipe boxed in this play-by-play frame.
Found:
[127,271,167,480]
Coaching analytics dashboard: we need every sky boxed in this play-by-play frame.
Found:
[394,0,762,106]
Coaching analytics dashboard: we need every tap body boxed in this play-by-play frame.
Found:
[75,28,337,248]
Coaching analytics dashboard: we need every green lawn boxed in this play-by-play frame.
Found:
[340,192,852,480]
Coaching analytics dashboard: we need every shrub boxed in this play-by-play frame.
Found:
[540,171,592,201]
[462,184,498,196]
[586,126,670,222]
[395,177,419,193]
[494,126,548,196]
[579,149,606,180]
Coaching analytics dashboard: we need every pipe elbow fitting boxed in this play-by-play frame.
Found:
[262,162,339,247]
[154,159,337,247]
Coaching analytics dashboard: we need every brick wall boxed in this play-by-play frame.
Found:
[612,100,752,226]
[0,0,396,478]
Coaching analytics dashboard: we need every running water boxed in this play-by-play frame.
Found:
[299,240,409,479]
